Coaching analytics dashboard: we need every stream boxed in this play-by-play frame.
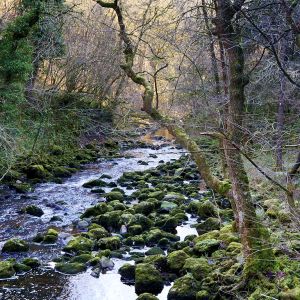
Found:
[0,131,198,300]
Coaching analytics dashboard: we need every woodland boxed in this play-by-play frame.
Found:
[0,0,300,299]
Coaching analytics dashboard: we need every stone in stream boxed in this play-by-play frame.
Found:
[118,263,135,283]
[135,263,164,295]
[2,238,29,253]
[0,261,15,279]
[63,236,93,254]
[137,293,159,300]
[82,179,107,188]
[55,262,86,275]
[20,205,44,217]
[167,250,189,273]
[99,256,114,270]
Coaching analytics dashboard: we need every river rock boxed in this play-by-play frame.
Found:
[100,256,114,270]
[135,263,164,295]
[137,293,159,300]
[119,263,135,282]
[2,238,29,252]
[20,205,44,217]
[0,261,15,279]
[167,250,189,273]
[63,236,93,253]
[55,262,86,274]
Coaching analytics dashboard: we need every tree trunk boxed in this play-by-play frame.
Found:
[214,0,274,276]
[275,38,288,171]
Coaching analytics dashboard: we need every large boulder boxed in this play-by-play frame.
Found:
[118,263,135,283]
[63,236,93,254]
[167,274,201,300]
[197,201,218,219]
[105,192,124,202]
[183,257,211,281]
[20,205,44,217]
[135,263,164,295]
[193,239,220,256]
[195,218,220,235]
[0,260,15,279]
[81,203,109,218]
[55,262,86,274]
[167,250,189,273]
[2,238,29,253]
[98,236,121,250]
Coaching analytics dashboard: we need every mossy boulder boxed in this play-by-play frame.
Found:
[55,262,86,274]
[119,263,135,282]
[22,258,40,268]
[88,227,110,240]
[195,218,220,235]
[43,228,59,244]
[129,214,153,231]
[0,260,15,279]
[160,201,178,213]
[197,200,218,219]
[135,263,164,295]
[105,191,124,202]
[14,263,31,274]
[134,202,155,215]
[63,236,93,254]
[145,229,164,246]
[128,225,143,236]
[186,200,201,215]
[94,210,123,230]
[156,216,178,233]
[70,254,93,264]
[196,290,210,300]
[167,250,189,273]
[194,239,220,255]
[20,205,44,217]
[226,242,242,255]
[98,236,121,250]
[148,191,165,200]
[146,247,165,256]
[168,274,201,300]
[137,293,159,300]
[2,238,29,253]
[26,164,50,179]
[82,179,107,188]
[183,257,211,281]
[163,192,186,204]
[81,203,109,218]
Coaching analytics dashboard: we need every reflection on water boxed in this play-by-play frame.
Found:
[141,128,174,144]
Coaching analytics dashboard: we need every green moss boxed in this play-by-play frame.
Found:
[193,239,220,255]
[167,250,189,273]
[118,263,135,281]
[55,262,86,274]
[183,257,211,281]
[22,258,40,268]
[81,203,109,218]
[137,293,159,300]
[63,236,93,254]
[0,260,15,278]
[70,254,93,264]
[2,238,29,252]
[98,236,121,250]
[20,205,44,217]
[105,191,124,202]
[135,263,164,295]
[82,179,107,188]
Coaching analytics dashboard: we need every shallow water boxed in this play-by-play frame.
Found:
[0,133,198,300]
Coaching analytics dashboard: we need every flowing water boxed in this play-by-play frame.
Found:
[0,131,198,300]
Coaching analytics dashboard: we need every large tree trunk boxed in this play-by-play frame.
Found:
[214,0,274,276]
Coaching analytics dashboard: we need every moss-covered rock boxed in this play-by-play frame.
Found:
[195,218,220,235]
[43,228,59,244]
[128,225,143,236]
[14,263,31,274]
[193,239,220,255]
[105,191,124,202]
[226,242,242,255]
[134,202,155,215]
[70,254,93,264]
[22,258,40,268]
[167,250,189,273]
[168,274,201,300]
[143,254,167,271]
[146,247,165,256]
[197,200,218,219]
[135,263,164,295]
[25,164,50,179]
[160,201,178,213]
[129,214,153,231]
[148,191,165,200]
[20,205,44,217]
[137,293,159,300]
[183,257,211,281]
[55,262,86,274]
[81,203,109,218]
[2,238,29,252]
[63,236,93,254]
[98,236,121,250]
[82,179,107,188]
[196,290,210,300]
[163,192,186,204]
[119,263,135,282]
[88,226,110,240]
[94,210,123,230]
[0,260,15,279]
